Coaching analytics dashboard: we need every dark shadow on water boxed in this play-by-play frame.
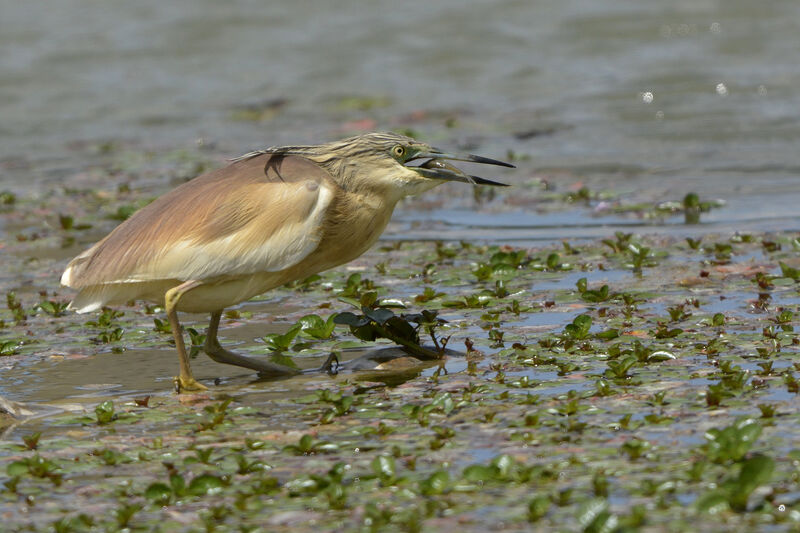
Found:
[0,343,467,405]
[252,345,464,388]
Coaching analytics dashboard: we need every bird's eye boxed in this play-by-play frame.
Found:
[392,145,405,158]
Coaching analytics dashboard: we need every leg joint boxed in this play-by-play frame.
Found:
[165,280,202,312]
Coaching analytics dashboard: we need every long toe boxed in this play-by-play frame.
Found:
[174,376,209,393]
[305,352,339,375]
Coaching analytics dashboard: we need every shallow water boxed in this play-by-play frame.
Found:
[392,196,800,243]
[1,6,799,529]
[2,0,800,241]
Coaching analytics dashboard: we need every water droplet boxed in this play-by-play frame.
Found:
[642,92,654,104]
[715,83,728,96]
[655,111,664,120]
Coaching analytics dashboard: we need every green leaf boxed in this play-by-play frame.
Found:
[546,252,562,270]
[580,284,610,303]
[332,340,364,349]
[267,352,299,369]
[169,473,186,496]
[595,329,619,341]
[415,287,446,303]
[297,314,324,331]
[648,350,676,362]
[419,470,450,495]
[261,324,301,351]
[578,499,617,533]
[371,455,396,485]
[110,205,137,221]
[491,454,515,478]
[144,483,172,505]
[653,324,683,339]
[528,495,551,522]
[779,261,800,281]
[462,464,496,482]
[337,296,362,309]
[152,318,172,334]
[605,356,637,379]
[298,434,314,453]
[431,392,455,414]
[385,316,418,342]
[359,291,379,308]
[363,307,395,325]
[703,417,762,463]
[333,312,370,327]
[297,314,337,339]
[695,491,730,514]
[95,400,115,425]
[7,461,28,477]
[187,474,224,496]
[351,323,380,342]
[564,314,592,340]
[0,340,19,355]
[729,455,774,511]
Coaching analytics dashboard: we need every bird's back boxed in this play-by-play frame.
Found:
[62,154,339,311]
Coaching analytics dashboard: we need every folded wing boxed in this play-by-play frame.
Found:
[62,154,337,291]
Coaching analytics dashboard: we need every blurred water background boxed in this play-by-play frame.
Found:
[2,0,799,240]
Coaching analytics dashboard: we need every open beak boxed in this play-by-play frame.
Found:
[407,148,514,187]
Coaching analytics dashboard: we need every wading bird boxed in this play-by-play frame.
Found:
[61,132,513,391]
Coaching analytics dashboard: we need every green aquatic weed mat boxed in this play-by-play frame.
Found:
[2,230,800,531]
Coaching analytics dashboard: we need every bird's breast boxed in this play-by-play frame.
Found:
[173,193,397,311]
[307,192,396,271]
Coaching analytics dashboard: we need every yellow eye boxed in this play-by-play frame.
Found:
[392,145,405,158]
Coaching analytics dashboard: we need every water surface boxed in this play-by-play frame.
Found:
[2,0,799,241]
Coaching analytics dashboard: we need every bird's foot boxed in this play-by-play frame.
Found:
[306,352,339,375]
[173,375,209,393]
[324,352,340,374]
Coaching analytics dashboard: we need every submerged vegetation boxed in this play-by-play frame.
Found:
[0,142,797,531]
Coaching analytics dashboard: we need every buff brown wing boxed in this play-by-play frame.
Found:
[62,154,338,312]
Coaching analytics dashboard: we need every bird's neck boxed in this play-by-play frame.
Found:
[312,187,398,270]
[310,156,408,205]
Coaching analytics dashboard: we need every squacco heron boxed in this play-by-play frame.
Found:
[61,132,513,391]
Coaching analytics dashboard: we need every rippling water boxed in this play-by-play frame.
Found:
[2,0,800,412]
[2,0,799,237]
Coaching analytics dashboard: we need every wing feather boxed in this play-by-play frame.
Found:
[62,154,338,288]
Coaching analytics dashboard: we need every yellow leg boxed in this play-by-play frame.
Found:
[204,310,301,376]
[165,280,207,392]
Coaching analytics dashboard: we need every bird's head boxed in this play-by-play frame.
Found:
[267,132,514,200]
